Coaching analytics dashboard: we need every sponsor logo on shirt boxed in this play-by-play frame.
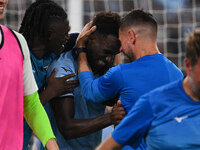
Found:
[174,116,188,123]
[61,67,74,74]
[61,67,75,81]
[43,65,49,70]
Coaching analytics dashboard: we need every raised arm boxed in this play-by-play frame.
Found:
[77,21,96,74]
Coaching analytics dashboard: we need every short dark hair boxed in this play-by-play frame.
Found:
[19,0,69,49]
[186,29,200,66]
[120,9,157,37]
[88,11,121,55]
[92,11,121,38]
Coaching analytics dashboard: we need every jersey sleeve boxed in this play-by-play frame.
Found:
[47,56,76,97]
[78,65,123,103]
[23,92,55,148]
[112,94,154,148]
[13,31,38,96]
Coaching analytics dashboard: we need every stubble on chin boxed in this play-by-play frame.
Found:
[189,78,200,100]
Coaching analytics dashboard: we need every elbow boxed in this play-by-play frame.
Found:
[57,124,76,140]
[61,131,73,140]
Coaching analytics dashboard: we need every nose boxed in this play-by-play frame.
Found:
[0,0,7,5]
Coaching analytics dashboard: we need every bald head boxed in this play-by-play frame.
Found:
[120,9,158,42]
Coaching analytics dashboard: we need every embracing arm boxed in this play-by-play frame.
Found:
[23,92,58,150]
[39,69,79,105]
[77,21,96,74]
[51,96,125,139]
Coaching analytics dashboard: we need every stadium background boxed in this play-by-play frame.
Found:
[1,0,200,72]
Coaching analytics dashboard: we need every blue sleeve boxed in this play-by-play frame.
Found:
[112,95,154,148]
[78,71,105,103]
[78,65,123,103]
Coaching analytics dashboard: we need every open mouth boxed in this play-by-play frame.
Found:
[0,6,5,13]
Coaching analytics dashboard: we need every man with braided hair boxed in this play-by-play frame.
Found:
[0,0,59,149]
[19,0,79,149]
[45,12,126,150]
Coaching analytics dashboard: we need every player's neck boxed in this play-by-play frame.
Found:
[136,44,160,59]
[182,77,199,101]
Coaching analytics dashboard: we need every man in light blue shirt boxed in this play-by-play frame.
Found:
[46,12,126,150]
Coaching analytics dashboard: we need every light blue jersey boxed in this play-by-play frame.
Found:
[113,79,200,149]
[45,50,106,150]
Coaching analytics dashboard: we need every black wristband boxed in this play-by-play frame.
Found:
[72,46,87,59]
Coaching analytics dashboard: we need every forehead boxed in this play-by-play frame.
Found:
[87,39,104,55]
[87,36,119,57]
[119,28,126,40]
[49,18,69,31]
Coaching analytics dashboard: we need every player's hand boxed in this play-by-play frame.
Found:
[46,68,79,97]
[76,21,96,48]
[110,100,126,125]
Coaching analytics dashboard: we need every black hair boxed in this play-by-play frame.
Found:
[19,0,69,49]
[87,11,121,53]
[92,11,121,38]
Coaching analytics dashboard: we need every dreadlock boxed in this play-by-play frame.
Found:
[19,0,69,49]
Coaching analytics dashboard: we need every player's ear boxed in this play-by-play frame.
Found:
[48,30,54,40]
[185,58,192,76]
[128,30,136,45]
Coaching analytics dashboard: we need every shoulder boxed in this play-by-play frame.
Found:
[144,79,181,105]
[48,50,76,78]
[12,30,25,41]
[12,30,30,59]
